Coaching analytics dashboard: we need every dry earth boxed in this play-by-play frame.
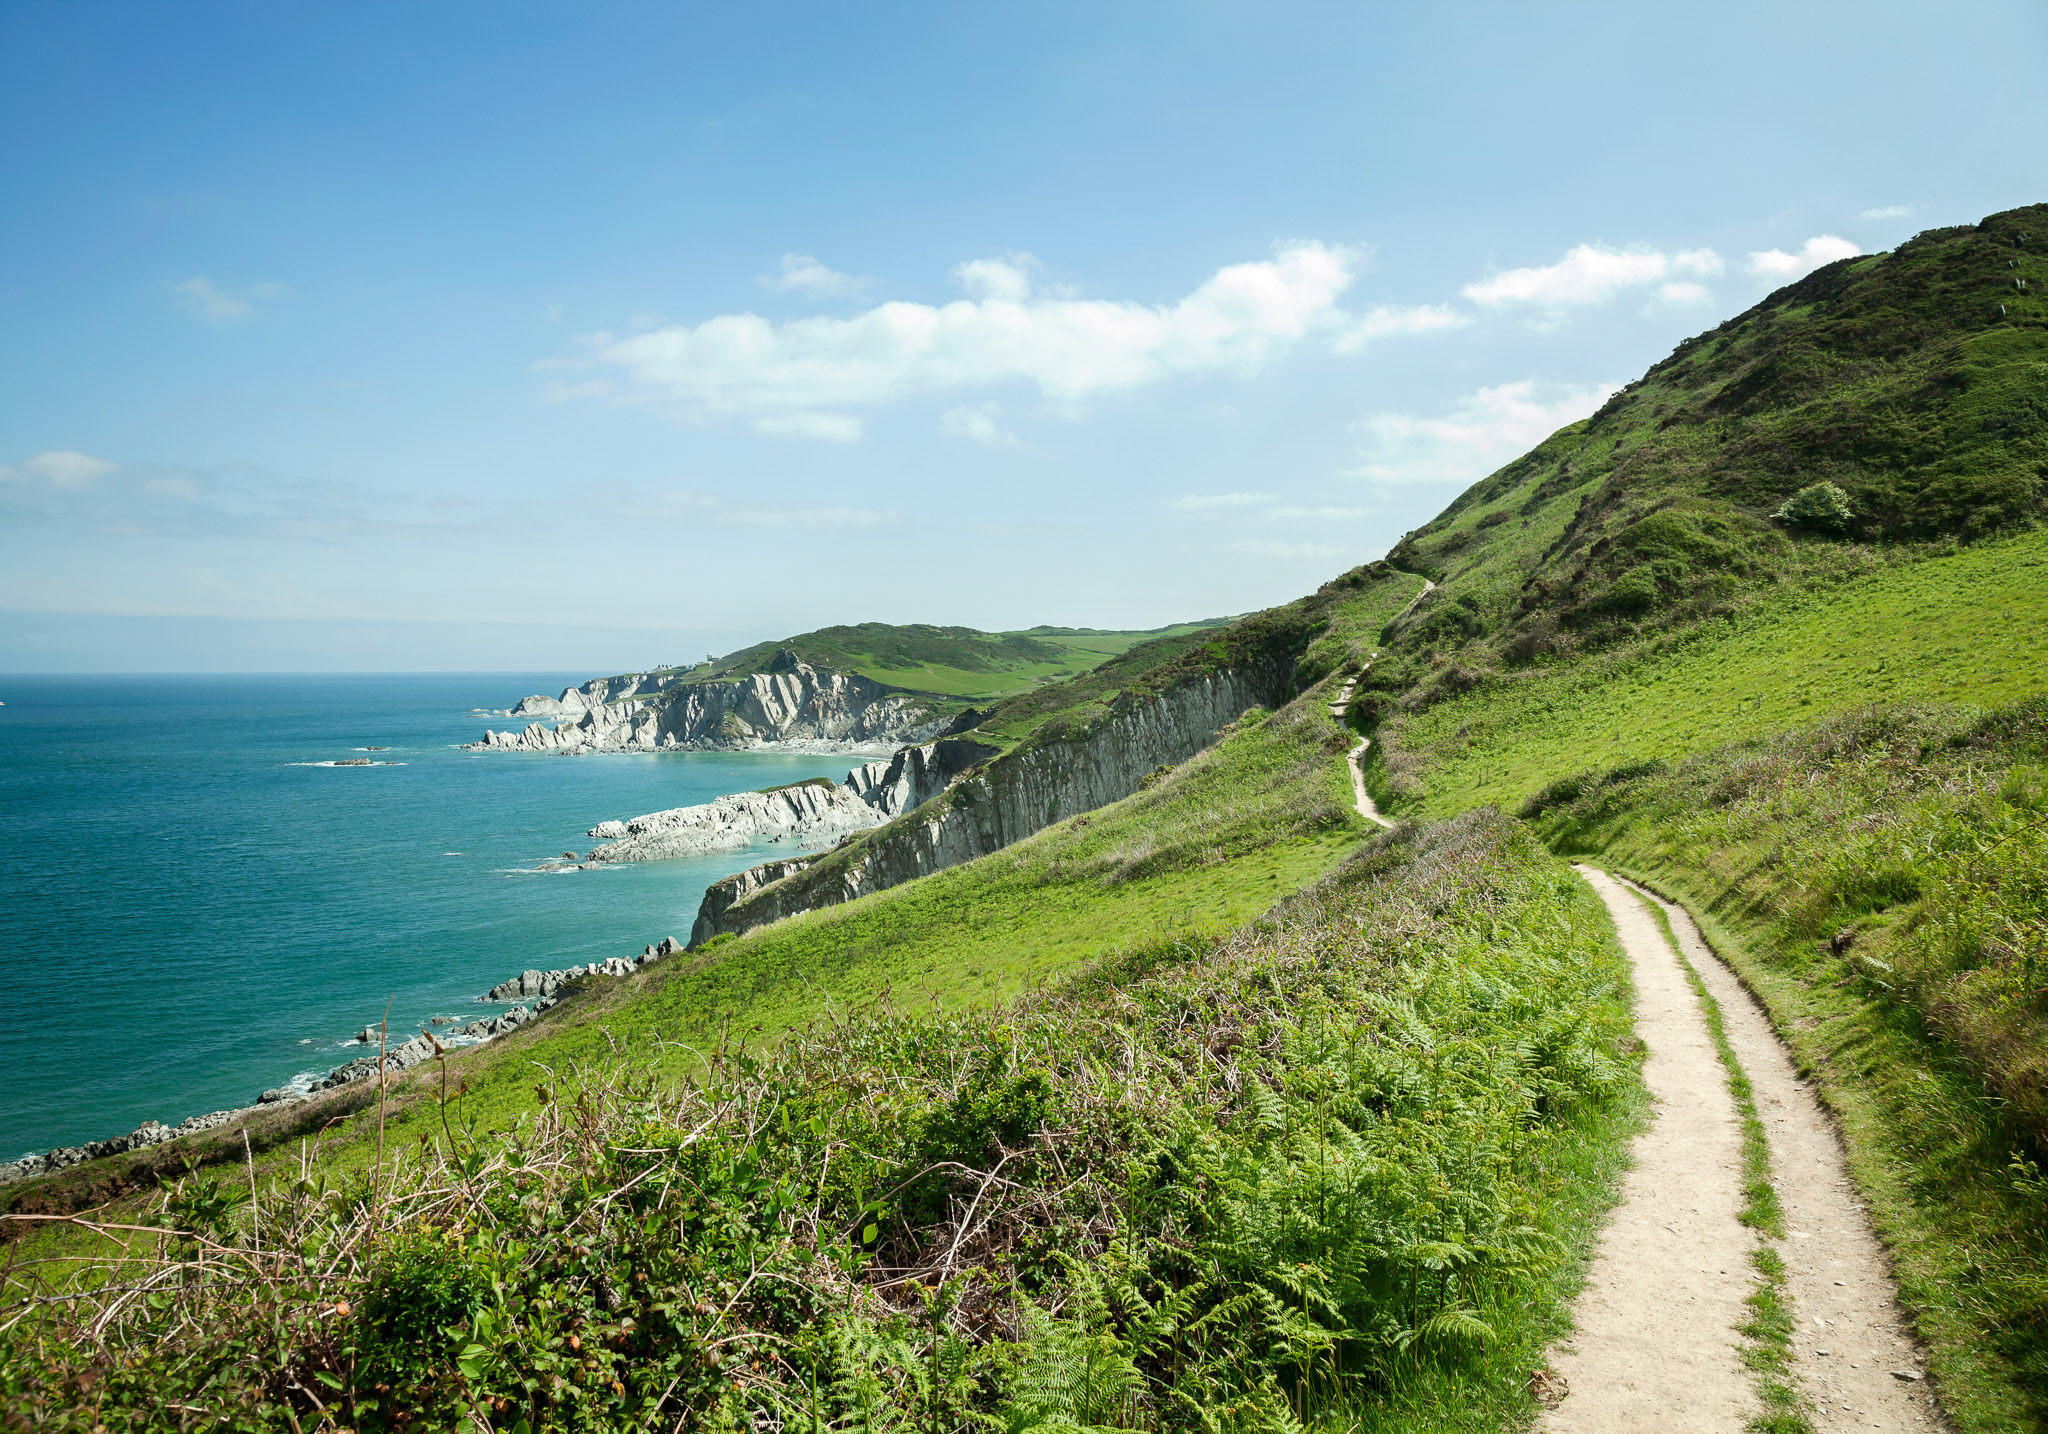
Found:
[1622,877,1949,1433]
[1542,866,1760,1431]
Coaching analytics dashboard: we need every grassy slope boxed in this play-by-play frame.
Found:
[1348,204,2048,1429]
[3,816,1646,1434]
[1524,709,2048,1431]
[1383,526,2048,819]
[666,619,1231,701]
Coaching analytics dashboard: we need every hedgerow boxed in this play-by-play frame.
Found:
[0,812,1637,1432]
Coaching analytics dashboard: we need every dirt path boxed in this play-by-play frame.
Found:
[1620,878,1946,1433]
[1328,658,1392,828]
[1329,578,1434,830]
[1344,738,1391,828]
[1542,866,1759,1431]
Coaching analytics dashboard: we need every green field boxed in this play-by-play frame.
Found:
[663,618,1233,701]
[1383,528,2048,818]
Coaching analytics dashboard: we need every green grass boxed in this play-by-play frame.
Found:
[1379,527,2048,818]
[1528,706,2048,1431]
[1,814,1646,1434]
[668,619,1232,701]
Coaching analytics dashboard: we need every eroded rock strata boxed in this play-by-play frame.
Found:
[691,665,1279,945]
[471,652,951,755]
[578,738,996,865]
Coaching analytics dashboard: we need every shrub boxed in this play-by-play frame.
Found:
[1772,481,1856,531]
[0,813,1637,1433]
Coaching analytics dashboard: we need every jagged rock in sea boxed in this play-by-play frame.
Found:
[470,651,953,755]
[0,1114,228,1185]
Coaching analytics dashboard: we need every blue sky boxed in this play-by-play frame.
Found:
[3,1,2044,672]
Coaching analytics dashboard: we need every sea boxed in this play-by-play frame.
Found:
[0,674,859,1161]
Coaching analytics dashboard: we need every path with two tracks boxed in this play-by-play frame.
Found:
[1545,869,1947,1432]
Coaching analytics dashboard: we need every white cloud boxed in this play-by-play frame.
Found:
[1659,281,1713,306]
[1860,205,1913,220]
[563,242,1372,438]
[761,254,869,298]
[1269,505,1372,520]
[172,277,284,323]
[1746,234,1861,279]
[1332,303,1467,353]
[1463,244,1723,308]
[1346,380,1619,486]
[1173,491,1277,511]
[723,503,884,528]
[939,403,1018,445]
[952,255,1039,302]
[754,412,864,442]
[25,450,121,489]
[1230,540,1345,560]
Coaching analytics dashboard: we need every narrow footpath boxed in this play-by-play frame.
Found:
[1329,658,1393,829]
[1544,867,1758,1431]
[1622,877,1945,1434]
[1545,868,1946,1432]
[1330,576,1434,831]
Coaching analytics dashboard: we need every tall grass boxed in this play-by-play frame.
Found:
[1528,699,2048,1430]
[0,813,1641,1433]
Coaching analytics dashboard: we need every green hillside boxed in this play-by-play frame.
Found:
[669,617,1233,700]
[8,204,2048,1432]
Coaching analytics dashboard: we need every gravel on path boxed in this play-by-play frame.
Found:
[1621,877,1950,1433]
[1541,866,1759,1431]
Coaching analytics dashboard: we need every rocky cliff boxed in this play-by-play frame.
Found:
[471,651,952,755]
[581,737,998,865]
[690,665,1282,944]
[507,669,693,721]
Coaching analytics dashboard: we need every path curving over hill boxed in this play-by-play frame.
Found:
[1329,655,1393,828]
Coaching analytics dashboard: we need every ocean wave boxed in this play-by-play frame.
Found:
[289,760,407,768]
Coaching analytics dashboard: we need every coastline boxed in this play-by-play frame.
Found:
[0,938,686,1186]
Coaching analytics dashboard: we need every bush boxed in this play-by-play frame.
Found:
[1772,481,1856,532]
[0,813,1638,1433]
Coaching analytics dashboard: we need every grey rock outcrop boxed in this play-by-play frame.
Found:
[471,652,951,755]
[582,739,994,866]
[1,1115,214,1185]
[507,669,692,721]
[691,667,1280,945]
[583,781,881,864]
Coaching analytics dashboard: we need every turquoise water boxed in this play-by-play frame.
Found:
[0,674,855,1159]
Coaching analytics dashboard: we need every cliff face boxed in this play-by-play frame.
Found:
[507,670,691,721]
[471,652,950,754]
[580,737,995,866]
[691,665,1282,944]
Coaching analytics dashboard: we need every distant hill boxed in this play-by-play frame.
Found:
[672,617,1234,699]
